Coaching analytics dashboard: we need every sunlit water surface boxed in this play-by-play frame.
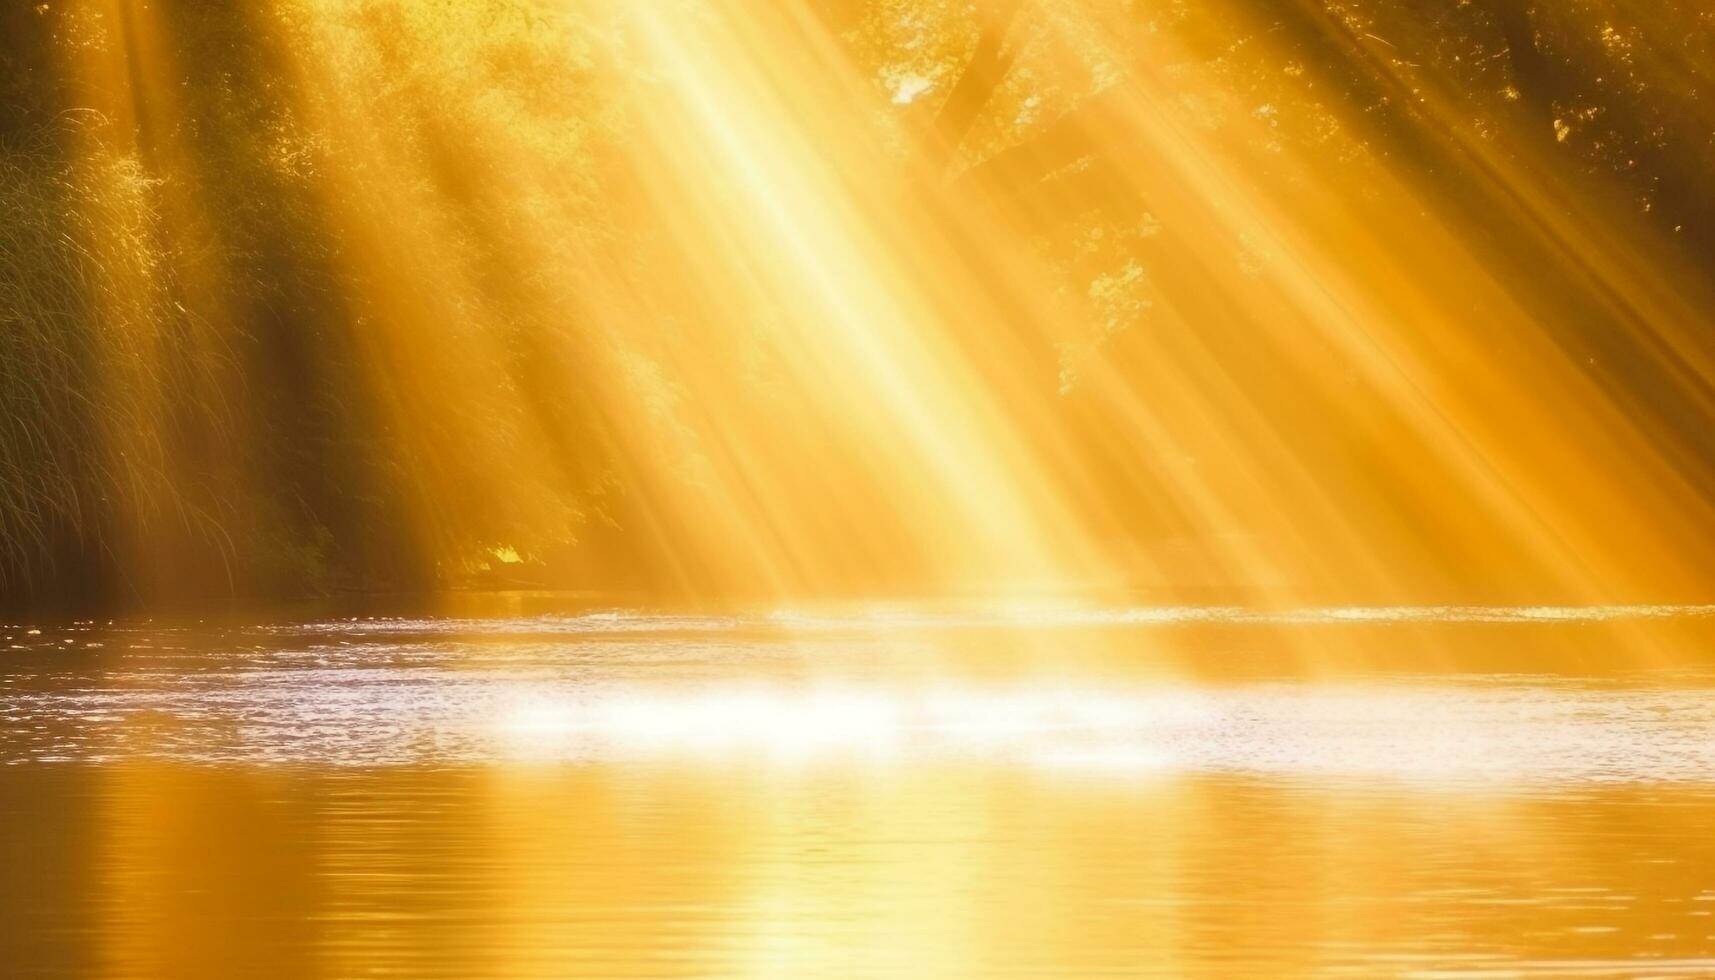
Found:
[6,601,1715,977]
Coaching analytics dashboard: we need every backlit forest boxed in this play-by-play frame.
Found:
[4,0,1714,609]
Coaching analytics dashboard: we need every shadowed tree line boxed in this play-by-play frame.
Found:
[859,0,1715,598]
[943,0,1715,480]
[2,1,623,608]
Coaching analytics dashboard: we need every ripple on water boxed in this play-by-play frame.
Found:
[2,611,1715,780]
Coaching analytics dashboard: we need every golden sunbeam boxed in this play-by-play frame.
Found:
[7,0,1715,609]
[9,2,1715,974]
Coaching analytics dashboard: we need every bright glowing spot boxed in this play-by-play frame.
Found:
[491,680,1715,783]
[889,73,933,104]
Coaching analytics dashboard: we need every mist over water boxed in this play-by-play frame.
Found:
[8,603,1715,774]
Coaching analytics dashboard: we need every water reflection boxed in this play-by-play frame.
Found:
[4,607,1715,975]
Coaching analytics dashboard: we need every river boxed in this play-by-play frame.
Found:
[5,600,1715,976]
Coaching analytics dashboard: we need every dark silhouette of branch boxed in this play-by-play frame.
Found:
[929,0,1026,169]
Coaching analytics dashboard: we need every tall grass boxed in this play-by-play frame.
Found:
[0,136,239,604]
